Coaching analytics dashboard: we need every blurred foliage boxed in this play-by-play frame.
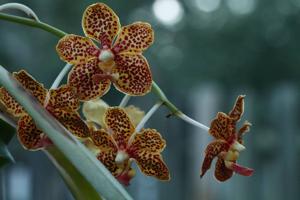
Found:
[0,120,15,167]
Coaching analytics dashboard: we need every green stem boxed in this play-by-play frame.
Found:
[0,13,66,38]
[151,81,182,115]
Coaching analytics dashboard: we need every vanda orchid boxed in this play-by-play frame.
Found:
[56,3,153,101]
[0,2,254,199]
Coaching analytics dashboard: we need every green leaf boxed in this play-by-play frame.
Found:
[0,65,132,200]
[45,147,102,200]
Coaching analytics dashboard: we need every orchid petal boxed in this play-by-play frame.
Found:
[90,129,117,151]
[68,58,111,101]
[214,158,234,182]
[104,107,134,149]
[133,151,170,181]
[113,22,154,54]
[209,112,235,140]
[82,3,121,48]
[56,34,99,65]
[229,95,245,122]
[113,54,152,96]
[97,149,119,176]
[17,115,44,150]
[50,109,90,139]
[200,140,229,178]
[47,85,79,112]
[130,129,165,154]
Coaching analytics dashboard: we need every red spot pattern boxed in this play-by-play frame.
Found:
[90,129,117,150]
[113,22,154,54]
[0,70,90,150]
[56,34,99,65]
[68,58,111,101]
[90,107,170,183]
[134,151,170,181]
[0,87,25,117]
[17,115,44,150]
[49,109,90,138]
[130,129,165,153]
[97,150,119,176]
[214,158,234,182]
[105,107,134,149]
[14,70,47,106]
[113,54,152,95]
[47,85,79,112]
[200,140,229,178]
[82,3,120,47]
[200,95,253,181]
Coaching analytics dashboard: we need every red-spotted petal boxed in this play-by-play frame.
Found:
[68,58,111,101]
[238,121,251,144]
[214,158,234,182]
[97,149,119,176]
[14,70,47,105]
[209,112,235,140]
[133,151,170,181]
[90,129,117,151]
[113,22,154,54]
[200,140,229,178]
[129,129,165,154]
[229,95,245,122]
[113,54,152,96]
[104,107,135,149]
[82,3,120,48]
[0,87,26,117]
[56,34,99,65]
[50,109,89,139]
[47,85,79,112]
[17,115,44,150]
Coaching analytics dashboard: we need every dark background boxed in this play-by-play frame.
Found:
[0,0,300,199]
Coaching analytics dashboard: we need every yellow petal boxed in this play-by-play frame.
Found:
[124,105,145,126]
[104,107,135,149]
[82,98,108,128]
[82,3,121,48]
[113,54,152,96]
[113,22,154,54]
[133,151,170,181]
[56,34,99,65]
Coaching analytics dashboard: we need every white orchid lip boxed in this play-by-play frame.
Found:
[115,150,129,164]
[99,49,114,62]
[231,140,246,152]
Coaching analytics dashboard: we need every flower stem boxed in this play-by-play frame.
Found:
[50,63,72,89]
[177,113,209,132]
[0,3,40,21]
[135,101,163,133]
[119,95,131,107]
[0,12,66,38]
[0,12,210,133]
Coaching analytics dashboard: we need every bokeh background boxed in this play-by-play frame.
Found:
[1,0,300,199]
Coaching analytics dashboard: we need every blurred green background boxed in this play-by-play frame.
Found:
[0,0,300,199]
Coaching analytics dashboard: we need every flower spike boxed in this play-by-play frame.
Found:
[200,95,254,181]
[90,107,170,185]
[56,3,154,100]
[0,70,90,151]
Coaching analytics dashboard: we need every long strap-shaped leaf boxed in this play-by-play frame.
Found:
[0,65,132,200]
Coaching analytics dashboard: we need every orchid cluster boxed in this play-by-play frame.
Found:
[0,2,253,188]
